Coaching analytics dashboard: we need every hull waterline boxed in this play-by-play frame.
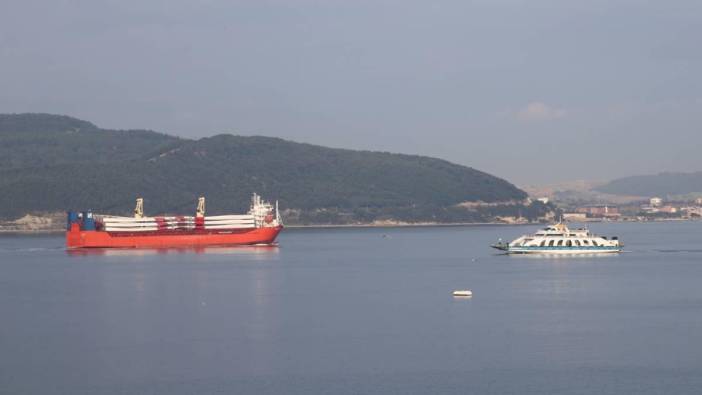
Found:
[496,247,621,254]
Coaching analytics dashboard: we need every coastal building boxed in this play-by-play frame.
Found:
[563,213,587,221]
[682,206,702,217]
[575,205,621,219]
[650,197,663,207]
[657,206,678,214]
[641,203,682,215]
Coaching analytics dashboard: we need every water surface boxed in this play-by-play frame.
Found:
[1,222,701,394]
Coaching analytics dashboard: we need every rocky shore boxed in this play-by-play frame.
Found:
[0,213,65,233]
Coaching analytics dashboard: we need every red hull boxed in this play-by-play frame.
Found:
[66,224,282,249]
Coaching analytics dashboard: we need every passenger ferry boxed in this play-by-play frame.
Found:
[491,222,622,254]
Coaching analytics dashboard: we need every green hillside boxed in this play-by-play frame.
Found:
[0,113,180,169]
[0,113,547,224]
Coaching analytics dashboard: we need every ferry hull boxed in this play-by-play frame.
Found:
[493,246,621,254]
[66,225,282,249]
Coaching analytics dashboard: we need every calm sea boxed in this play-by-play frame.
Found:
[1,222,702,394]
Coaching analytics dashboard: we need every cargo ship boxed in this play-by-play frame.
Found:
[66,193,282,248]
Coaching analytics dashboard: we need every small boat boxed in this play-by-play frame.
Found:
[453,290,473,297]
[491,222,622,254]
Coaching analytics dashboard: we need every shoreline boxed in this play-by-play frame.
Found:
[1,217,699,234]
[284,221,536,229]
[0,221,537,234]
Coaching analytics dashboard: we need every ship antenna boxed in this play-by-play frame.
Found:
[276,200,280,223]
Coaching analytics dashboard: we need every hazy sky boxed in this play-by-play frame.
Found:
[2,0,700,185]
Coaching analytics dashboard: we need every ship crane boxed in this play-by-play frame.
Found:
[134,198,144,219]
[196,197,206,218]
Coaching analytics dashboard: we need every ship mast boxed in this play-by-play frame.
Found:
[276,200,281,224]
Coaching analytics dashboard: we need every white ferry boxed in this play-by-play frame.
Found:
[491,222,622,254]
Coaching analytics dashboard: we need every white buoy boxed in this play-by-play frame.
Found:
[452,290,473,297]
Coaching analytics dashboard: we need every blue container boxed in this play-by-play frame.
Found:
[66,211,79,230]
[82,211,96,231]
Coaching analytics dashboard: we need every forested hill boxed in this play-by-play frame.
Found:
[0,113,545,224]
[595,172,702,197]
[0,113,179,168]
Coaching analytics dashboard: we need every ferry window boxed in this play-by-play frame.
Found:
[582,240,590,245]
[548,240,555,246]
[540,241,546,246]
[575,240,581,246]
[566,240,572,247]
[557,240,564,246]
[592,240,599,246]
